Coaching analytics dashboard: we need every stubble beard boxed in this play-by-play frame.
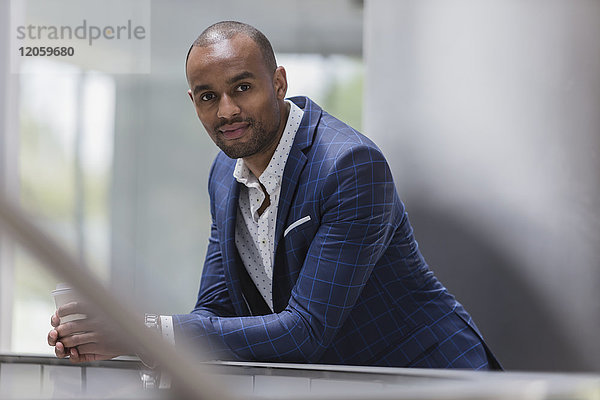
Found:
[214,111,282,160]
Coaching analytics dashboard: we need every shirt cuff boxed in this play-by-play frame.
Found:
[160,315,175,345]
[158,315,175,389]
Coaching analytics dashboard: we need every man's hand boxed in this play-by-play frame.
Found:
[47,301,130,363]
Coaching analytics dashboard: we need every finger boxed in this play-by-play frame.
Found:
[54,341,68,358]
[73,353,108,363]
[67,348,108,364]
[69,344,115,362]
[69,347,80,363]
[75,343,96,355]
[55,319,94,338]
[76,342,119,359]
[51,311,60,327]
[47,329,58,346]
[57,301,87,318]
[76,343,109,356]
[60,332,97,348]
[55,347,65,359]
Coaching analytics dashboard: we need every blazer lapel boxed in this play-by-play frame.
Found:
[272,97,322,311]
[274,144,307,252]
[273,96,321,254]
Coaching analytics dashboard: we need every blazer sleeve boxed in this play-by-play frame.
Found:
[188,160,236,318]
[173,145,400,362]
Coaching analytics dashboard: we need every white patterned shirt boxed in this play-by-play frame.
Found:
[233,101,304,310]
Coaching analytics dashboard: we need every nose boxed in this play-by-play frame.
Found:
[217,94,240,119]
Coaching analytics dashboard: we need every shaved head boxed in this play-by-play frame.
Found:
[185,21,277,79]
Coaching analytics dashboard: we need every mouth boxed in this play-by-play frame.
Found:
[219,122,249,140]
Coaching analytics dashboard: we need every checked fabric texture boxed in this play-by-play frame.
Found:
[173,97,499,369]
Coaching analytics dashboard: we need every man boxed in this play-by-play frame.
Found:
[49,21,500,369]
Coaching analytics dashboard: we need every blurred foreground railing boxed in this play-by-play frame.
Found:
[1,354,600,400]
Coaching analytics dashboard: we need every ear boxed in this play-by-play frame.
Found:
[187,89,194,103]
[273,66,288,100]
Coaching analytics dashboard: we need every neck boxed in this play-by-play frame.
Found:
[244,101,290,178]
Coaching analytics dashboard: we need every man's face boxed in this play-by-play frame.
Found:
[186,34,287,160]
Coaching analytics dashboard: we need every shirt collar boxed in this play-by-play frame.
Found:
[233,101,304,193]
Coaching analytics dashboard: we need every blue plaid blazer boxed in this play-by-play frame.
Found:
[174,97,500,369]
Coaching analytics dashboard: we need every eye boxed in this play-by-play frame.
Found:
[200,92,215,101]
[236,84,250,92]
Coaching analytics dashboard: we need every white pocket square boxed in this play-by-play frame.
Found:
[284,215,312,237]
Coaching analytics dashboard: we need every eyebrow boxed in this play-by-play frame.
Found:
[227,71,254,85]
[192,71,255,96]
[193,84,211,96]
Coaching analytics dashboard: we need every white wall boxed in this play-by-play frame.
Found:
[364,0,600,371]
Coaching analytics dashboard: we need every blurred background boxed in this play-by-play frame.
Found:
[0,0,598,373]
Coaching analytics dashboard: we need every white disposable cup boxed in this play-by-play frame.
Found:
[51,283,87,323]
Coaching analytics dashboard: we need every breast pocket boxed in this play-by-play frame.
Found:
[284,215,312,237]
[283,215,316,263]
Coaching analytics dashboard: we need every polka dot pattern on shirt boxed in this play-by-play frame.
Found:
[233,101,304,310]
